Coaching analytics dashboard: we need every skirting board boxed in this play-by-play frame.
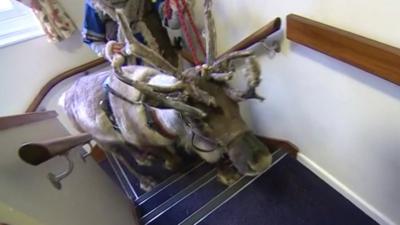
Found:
[297,153,395,225]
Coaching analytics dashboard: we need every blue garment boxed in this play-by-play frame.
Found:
[82,2,106,44]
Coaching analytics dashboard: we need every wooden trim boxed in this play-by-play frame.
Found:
[287,14,400,86]
[26,58,107,112]
[257,136,299,158]
[0,111,58,131]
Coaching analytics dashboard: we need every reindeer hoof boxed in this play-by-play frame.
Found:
[217,167,241,186]
[136,155,154,167]
[164,157,182,171]
[140,177,157,192]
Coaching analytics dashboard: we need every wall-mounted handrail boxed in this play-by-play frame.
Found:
[0,111,58,131]
[18,133,93,190]
[287,14,400,86]
[19,133,93,166]
[222,17,281,56]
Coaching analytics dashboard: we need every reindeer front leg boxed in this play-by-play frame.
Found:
[216,157,241,186]
[113,152,157,192]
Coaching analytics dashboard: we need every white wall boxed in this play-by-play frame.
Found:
[206,1,400,225]
[0,0,97,116]
[0,118,135,225]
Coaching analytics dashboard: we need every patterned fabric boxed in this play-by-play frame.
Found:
[18,0,77,42]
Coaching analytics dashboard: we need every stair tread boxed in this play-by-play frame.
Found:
[198,156,379,225]
[138,163,215,216]
[147,178,226,225]
[137,161,205,205]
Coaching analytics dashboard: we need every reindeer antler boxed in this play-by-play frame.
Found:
[115,9,179,76]
[113,8,218,109]
[204,0,217,66]
[113,67,207,118]
[109,9,210,119]
[200,1,264,101]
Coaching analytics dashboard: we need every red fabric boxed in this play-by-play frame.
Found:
[173,0,206,65]
[181,0,205,56]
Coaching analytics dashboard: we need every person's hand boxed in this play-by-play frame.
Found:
[111,42,124,54]
[105,41,125,63]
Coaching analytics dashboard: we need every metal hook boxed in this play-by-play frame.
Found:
[79,142,93,163]
[47,154,74,190]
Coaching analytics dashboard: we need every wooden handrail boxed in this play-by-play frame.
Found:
[26,58,107,112]
[221,17,281,56]
[287,14,400,86]
[0,111,58,131]
[19,133,92,165]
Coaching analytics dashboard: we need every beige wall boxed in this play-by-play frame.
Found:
[0,0,97,116]
[204,1,400,225]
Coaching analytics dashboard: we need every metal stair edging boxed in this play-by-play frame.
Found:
[179,150,288,225]
[137,162,205,205]
[142,169,217,225]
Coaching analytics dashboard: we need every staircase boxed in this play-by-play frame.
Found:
[101,148,378,225]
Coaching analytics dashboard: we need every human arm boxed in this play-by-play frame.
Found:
[82,2,123,58]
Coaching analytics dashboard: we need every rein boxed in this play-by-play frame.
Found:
[101,76,176,140]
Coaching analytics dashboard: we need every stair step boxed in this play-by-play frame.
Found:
[146,177,226,225]
[139,163,215,217]
[137,162,205,205]
[142,150,286,225]
[141,168,217,224]
[179,150,287,225]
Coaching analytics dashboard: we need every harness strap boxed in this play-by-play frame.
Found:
[101,77,176,140]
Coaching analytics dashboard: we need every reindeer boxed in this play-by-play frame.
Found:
[62,0,272,191]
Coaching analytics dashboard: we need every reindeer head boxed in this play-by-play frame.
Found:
[111,0,271,176]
